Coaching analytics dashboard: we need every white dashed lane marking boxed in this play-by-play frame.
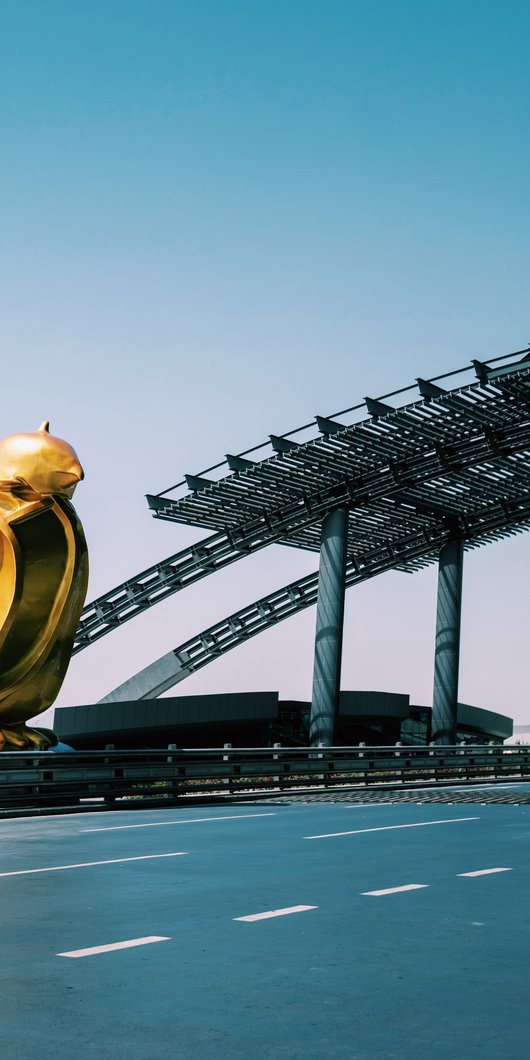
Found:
[234,905,318,922]
[458,867,512,877]
[0,852,187,877]
[81,813,276,832]
[304,817,479,839]
[361,884,429,896]
[58,936,171,958]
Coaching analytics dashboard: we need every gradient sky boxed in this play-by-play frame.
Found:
[2,1,530,726]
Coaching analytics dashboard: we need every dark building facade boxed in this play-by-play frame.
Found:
[54,690,513,749]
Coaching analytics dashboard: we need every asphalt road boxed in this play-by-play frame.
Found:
[1,797,529,1059]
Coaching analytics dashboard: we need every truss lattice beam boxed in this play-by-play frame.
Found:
[75,401,530,653]
[99,489,530,702]
[148,362,530,535]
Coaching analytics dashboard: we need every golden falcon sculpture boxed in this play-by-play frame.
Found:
[0,422,88,750]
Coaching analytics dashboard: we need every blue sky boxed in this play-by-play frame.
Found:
[2,1,530,725]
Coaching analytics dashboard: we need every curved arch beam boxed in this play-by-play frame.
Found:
[99,490,530,703]
[75,356,530,654]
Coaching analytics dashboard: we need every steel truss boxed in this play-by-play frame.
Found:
[100,489,530,701]
[75,351,530,657]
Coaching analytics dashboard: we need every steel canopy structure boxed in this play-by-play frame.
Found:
[73,347,530,742]
[146,352,530,550]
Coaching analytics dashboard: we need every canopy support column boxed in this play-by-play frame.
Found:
[309,508,349,746]
[432,538,464,744]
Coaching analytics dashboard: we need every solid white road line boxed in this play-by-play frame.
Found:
[457,867,512,877]
[0,852,187,877]
[304,816,479,839]
[81,813,276,832]
[361,884,429,897]
[57,936,171,958]
[234,905,317,922]
[342,804,395,809]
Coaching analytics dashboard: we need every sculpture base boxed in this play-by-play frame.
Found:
[0,724,59,751]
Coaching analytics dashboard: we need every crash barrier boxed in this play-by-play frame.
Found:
[0,744,529,815]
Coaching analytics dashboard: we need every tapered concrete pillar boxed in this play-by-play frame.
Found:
[432,538,464,744]
[309,508,349,746]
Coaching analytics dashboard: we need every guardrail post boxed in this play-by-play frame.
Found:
[432,538,463,744]
[310,508,349,746]
[223,743,232,789]
[273,742,281,785]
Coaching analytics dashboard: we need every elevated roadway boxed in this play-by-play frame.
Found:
[2,799,529,1059]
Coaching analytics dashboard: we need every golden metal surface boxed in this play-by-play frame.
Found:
[0,423,88,749]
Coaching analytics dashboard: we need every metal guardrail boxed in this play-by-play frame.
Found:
[0,745,529,815]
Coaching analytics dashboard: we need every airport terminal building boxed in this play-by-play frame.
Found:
[54,690,512,750]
